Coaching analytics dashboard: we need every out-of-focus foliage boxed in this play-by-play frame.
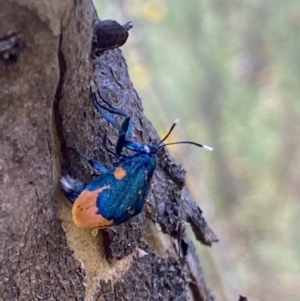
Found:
[94,1,300,300]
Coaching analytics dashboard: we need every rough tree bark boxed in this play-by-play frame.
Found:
[0,1,219,300]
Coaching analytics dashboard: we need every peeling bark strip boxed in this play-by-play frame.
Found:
[1,0,218,300]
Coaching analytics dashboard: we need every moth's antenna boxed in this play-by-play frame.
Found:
[158,118,213,151]
[159,119,179,145]
[159,141,213,151]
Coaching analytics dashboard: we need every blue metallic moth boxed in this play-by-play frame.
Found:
[61,89,212,235]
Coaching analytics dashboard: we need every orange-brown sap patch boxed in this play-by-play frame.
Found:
[113,166,127,180]
[72,185,113,229]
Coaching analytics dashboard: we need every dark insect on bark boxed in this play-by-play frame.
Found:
[91,19,132,56]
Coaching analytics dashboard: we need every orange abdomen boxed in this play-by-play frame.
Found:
[72,185,113,229]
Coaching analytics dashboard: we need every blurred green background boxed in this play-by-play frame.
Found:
[94,1,300,300]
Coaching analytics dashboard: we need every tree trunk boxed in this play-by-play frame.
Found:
[0,1,218,300]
